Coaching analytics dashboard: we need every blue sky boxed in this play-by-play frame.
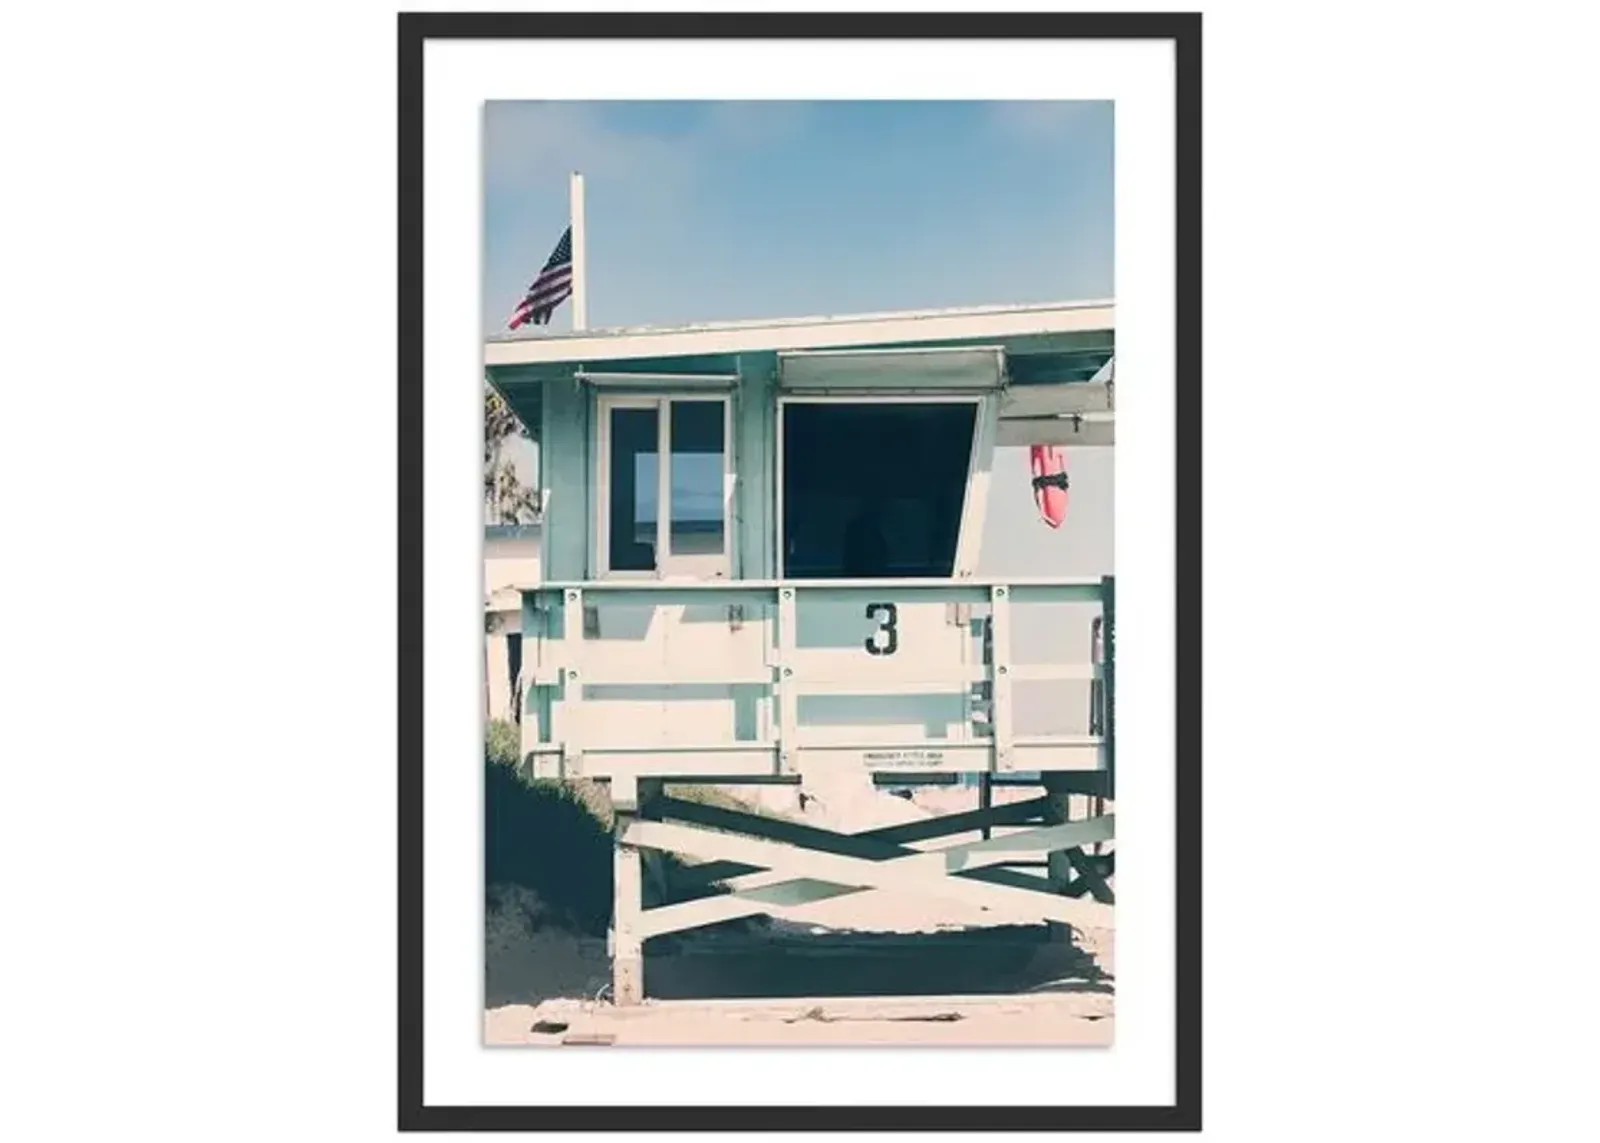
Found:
[483,100,1112,333]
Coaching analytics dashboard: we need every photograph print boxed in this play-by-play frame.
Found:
[482,97,1118,1047]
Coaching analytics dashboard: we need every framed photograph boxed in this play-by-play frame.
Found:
[399,10,1200,1131]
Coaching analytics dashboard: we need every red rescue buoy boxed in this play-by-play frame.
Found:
[1029,444,1069,529]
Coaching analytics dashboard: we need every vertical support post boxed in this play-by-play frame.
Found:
[776,585,798,774]
[988,585,1014,774]
[558,587,585,777]
[569,171,587,331]
[610,774,643,1005]
[637,779,668,906]
[1042,773,1075,888]
[1041,772,1075,945]
[978,773,993,840]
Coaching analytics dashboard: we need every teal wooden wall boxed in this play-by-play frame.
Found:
[539,377,590,582]
[732,354,775,581]
[535,351,780,585]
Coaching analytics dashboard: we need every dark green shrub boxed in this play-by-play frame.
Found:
[483,721,774,937]
[484,755,615,936]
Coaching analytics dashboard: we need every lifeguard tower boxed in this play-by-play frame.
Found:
[485,298,1116,1005]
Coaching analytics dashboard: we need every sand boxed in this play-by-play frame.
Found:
[486,992,1113,1047]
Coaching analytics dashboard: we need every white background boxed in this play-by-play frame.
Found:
[427,35,1174,1108]
[3,1,1599,1140]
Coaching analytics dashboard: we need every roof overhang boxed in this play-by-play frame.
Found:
[484,299,1113,368]
[485,299,1116,448]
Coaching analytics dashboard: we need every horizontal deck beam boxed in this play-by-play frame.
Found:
[524,661,1100,690]
[522,578,1106,607]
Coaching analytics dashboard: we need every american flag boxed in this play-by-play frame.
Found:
[507,226,573,329]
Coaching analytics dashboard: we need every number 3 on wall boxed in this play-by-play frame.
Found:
[864,602,899,656]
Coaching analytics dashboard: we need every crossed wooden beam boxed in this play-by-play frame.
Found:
[627,795,1115,940]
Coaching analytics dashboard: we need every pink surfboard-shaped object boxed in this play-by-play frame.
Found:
[1029,444,1069,529]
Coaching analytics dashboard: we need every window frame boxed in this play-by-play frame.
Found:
[593,392,734,581]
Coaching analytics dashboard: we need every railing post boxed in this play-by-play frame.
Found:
[559,587,585,777]
[978,610,995,837]
[519,589,542,774]
[1089,615,1105,737]
[776,585,798,775]
[988,585,1014,775]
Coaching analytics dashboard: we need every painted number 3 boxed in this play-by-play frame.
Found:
[864,602,899,656]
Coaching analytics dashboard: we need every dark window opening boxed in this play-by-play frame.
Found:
[607,406,658,572]
[782,402,976,579]
[505,632,523,724]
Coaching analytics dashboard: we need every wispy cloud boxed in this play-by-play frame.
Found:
[484,100,818,209]
[984,100,1110,143]
[697,100,814,147]
[483,101,699,206]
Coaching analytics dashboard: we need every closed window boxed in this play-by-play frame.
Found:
[598,395,731,578]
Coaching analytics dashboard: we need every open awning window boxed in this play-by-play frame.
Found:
[778,346,1006,392]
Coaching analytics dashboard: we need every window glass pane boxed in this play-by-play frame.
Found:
[608,406,658,571]
[669,400,725,557]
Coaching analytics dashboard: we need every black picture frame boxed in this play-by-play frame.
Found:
[399,10,1201,1132]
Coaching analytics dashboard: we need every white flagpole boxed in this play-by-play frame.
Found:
[569,170,587,331]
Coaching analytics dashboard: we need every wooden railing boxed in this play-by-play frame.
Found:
[515,575,1114,783]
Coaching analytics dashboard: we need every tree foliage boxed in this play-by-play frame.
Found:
[484,383,538,525]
